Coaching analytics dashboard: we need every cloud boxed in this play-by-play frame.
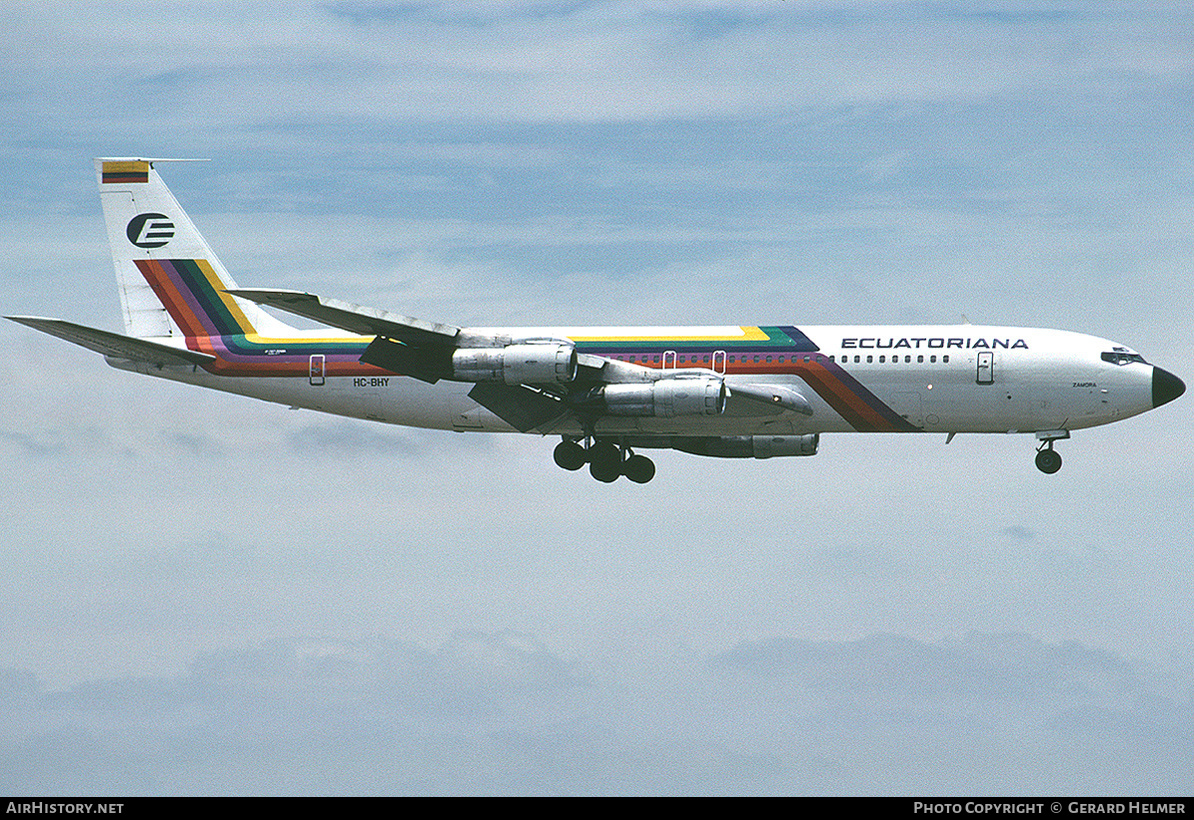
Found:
[285,419,423,456]
[2,0,1193,797]
[1,631,1190,795]
[187,631,590,695]
[999,525,1036,542]
[712,631,1138,702]
[0,632,593,794]
[8,0,1191,151]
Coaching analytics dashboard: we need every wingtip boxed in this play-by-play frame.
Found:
[7,314,65,325]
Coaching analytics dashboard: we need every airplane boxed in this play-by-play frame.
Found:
[7,158,1185,483]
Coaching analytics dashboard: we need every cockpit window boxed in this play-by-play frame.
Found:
[1101,347,1147,366]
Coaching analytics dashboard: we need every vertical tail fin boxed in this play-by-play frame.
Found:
[95,158,290,339]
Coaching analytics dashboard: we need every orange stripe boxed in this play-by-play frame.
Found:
[138,259,207,336]
[800,362,893,430]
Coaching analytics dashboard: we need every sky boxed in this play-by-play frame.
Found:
[2,0,1193,796]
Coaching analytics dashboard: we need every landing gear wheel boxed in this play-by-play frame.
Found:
[588,441,622,483]
[1035,448,1062,474]
[622,453,656,484]
[553,439,586,471]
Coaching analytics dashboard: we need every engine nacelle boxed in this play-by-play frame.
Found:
[451,343,578,385]
[601,376,727,417]
[672,434,820,458]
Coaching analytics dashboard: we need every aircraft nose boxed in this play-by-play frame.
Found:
[1153,366,1186,408]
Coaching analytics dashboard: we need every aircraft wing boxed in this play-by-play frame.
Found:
[460,368,816,430]
[225,289,460,348]
[6,316,216,367]
[225,290,814,431]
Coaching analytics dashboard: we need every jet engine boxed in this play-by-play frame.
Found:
[672,434,820,458]
[600,376,727,417]
[451,343,578,385]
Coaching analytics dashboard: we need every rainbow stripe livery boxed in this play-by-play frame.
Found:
[131,257,379,377]
[6,158,1184,482]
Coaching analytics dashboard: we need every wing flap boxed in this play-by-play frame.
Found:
[359,335,452,383]
[7,316,216,367]
[467,383,568,433]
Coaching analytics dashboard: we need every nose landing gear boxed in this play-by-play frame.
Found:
[553,437,656,483]
[1034,444,1062,474]
[1033,429,1070,474]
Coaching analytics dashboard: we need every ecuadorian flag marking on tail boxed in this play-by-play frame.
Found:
[102,160,149,184]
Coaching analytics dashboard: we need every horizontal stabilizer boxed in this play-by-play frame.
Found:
[6,316,215,367]
[226,289,459,348]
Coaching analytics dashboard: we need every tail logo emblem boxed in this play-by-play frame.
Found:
[126,213,175,248]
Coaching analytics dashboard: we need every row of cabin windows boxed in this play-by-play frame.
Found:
[609,353,951,365]
[833,354,949,364]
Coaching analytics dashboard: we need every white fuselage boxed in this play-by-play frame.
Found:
[109,324,1158,439]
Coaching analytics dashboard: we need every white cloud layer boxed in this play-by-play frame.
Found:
[0,631,1189,795]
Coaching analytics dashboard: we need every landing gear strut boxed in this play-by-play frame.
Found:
[553,437,656,483]
[1034,430,1069,474]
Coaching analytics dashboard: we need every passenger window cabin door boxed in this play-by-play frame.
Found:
[712,350,727,375]
[976,351,994,385]
[309,354,326,386]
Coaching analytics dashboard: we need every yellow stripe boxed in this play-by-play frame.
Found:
[241,333,374,345]
[568,326,769,342]
[102,160,149,174]
[194,260,259,332]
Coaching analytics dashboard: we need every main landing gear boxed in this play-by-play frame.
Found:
[553,437,656,483]
[1033,430,1070,474]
